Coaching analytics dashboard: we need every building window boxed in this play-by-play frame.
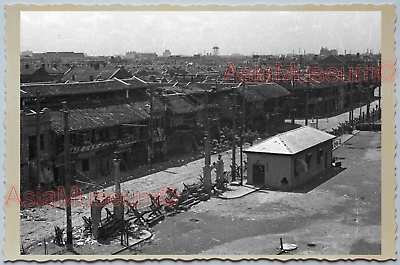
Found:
[28,135,36,159]
[118,127,128,137]
[104,128,110,140]
[28,134,45,159]
[317,148,324,164]
[109,127,116,139]
[306,153,312,168]
[82,159,89,172]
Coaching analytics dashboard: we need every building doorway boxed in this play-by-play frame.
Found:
[253,164,265,184]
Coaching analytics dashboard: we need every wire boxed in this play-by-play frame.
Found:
[74,168,105,190]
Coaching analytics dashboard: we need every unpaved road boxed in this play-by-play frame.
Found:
[125,131,381,255]
[20,131,381,256]
[19,144,246,253]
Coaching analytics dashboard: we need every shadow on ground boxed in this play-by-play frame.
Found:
[292,167,346,193]
[259,167,346,193]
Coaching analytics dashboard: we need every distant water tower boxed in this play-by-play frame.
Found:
[213,46,219,56]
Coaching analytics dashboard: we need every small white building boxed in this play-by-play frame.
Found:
[244,126,336,191]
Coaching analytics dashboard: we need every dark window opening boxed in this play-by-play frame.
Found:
[306,153,312,168]
[104,128,110,140]
[317,148,324,164]
[28,135,36,159]
[82,159,89,172]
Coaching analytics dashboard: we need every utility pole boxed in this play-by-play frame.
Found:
[378,82,381,110]
[204,91,210,167]
[349,79,354,126]
[149,86,154,167]
[113,157,123,219]
[305,88,309,126]
[231,86,237,182]
[203,91,212,193]
[291,82,295,124]
[378,59,381,110]
[62,101,73,252]
[329,82,332,116]
[36,91,40,188]
[240,83,246,185]
[366,61,371,122]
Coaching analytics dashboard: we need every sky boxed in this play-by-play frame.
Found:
[20,11,381,56]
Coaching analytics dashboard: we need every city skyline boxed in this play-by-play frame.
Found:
[20,11,381,57]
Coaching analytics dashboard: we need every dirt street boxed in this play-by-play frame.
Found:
[19,143,246,253]
[19,131,381,255]
[126,131,381,255]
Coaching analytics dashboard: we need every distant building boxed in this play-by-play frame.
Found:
[139,53,158,60]
[21,50,34,57]
[320,47,338,57]
[125,51,158,60]
[20,64,52,83]
[163,50,172,57]
[32,52,85,59]
[213,46,219,56]
[125,51,138,59]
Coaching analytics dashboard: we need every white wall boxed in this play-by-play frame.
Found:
[292,141,333,187]
[246,140,333,190]
[246,152,292,190]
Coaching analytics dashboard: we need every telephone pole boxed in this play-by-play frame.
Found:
[203,91,212,193]
[305,88,309,126]
[149,86,154,167]
[231,86,237,182]
[240,83,245,185]
[62,101,73,252]
[36,91,40,188]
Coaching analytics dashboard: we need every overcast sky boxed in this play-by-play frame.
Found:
[20,11,381,56]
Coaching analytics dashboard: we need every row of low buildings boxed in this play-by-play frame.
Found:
[20,77,292,193]
[19,53,381,193]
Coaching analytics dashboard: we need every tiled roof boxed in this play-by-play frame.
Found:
[163,83,208,95]
[237,86,264,102]
[244,126,335,155]
[135,69,163,77]
[21,79,130,98]
[20,64,40,75]
[61,64,132,82]
[49,102,151,133]
[248,83,290,98]
[167,69,191,76]
[162,94,203,114]
[45,65,70,75]
[20,77,148,98]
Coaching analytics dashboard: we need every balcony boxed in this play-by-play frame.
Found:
[68,133,149,155]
